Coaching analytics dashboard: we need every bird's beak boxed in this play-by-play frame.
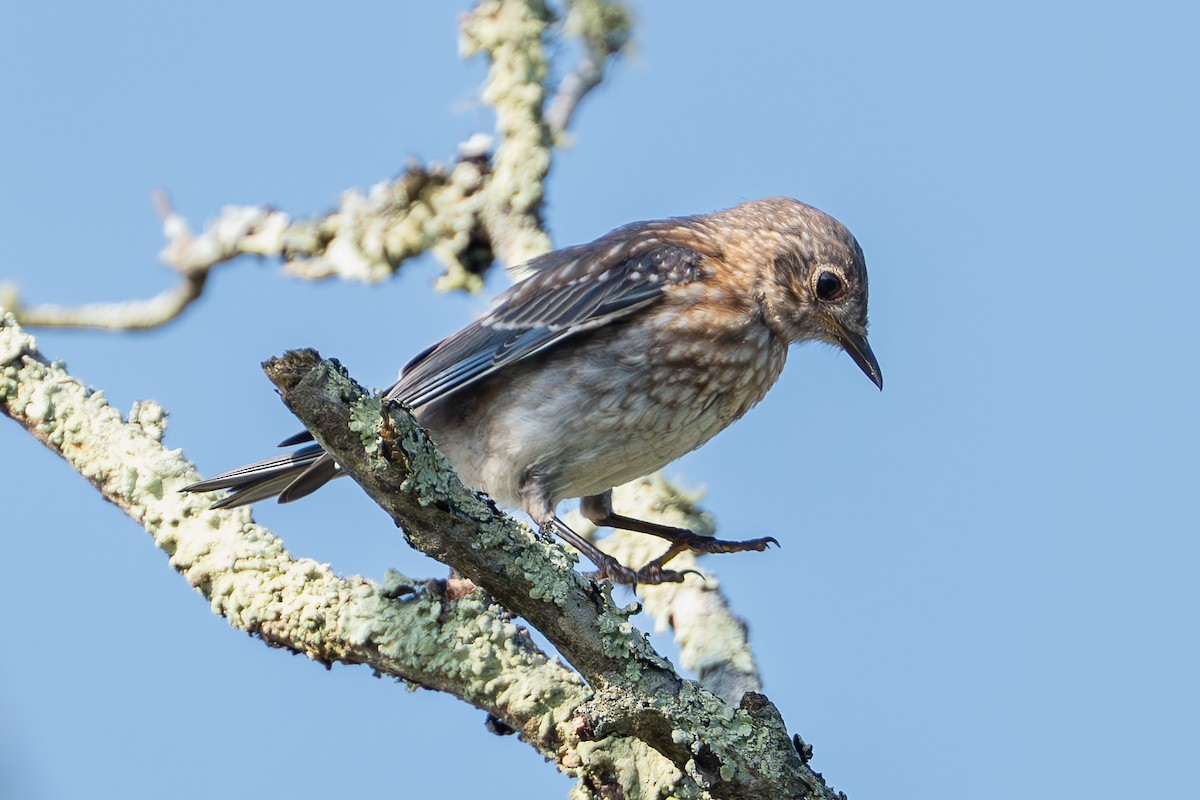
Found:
[826,317,883,390]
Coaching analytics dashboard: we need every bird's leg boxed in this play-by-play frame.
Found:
[580,492,779,558]
[545,516,693,585]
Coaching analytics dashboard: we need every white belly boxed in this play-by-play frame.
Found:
[417,313,787,511]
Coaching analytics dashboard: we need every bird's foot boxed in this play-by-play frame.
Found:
[589,554,702,586]
[672,532,779,555]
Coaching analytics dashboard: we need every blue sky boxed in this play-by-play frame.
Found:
[2,2,1196,798]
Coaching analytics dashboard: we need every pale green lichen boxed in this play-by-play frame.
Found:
[577,674,796,797]
[397,415,460,506]
[596,599,672,682]
[285,0,558,288]
[348,394,387,469]
[510,539,578,607]
[564,0,634,52]
[459,0,555,271]
[128,399,167,442]
[660,681,794,794]
[571,734,705,800]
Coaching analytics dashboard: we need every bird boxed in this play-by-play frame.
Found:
[183,197,882,584]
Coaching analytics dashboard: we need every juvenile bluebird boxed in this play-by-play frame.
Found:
[184,197,882,584]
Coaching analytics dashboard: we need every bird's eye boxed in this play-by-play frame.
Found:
[815,271,844,301]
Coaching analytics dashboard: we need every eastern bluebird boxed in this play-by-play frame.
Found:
[184,197,882,584]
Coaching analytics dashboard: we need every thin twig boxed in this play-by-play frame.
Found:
[4,270,208,331]
[545,0,633,137]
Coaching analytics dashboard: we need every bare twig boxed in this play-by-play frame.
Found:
[0,191,207,330]
[0,270,208,331]
[545,0,634,137]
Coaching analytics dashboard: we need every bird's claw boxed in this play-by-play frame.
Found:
[680,533,779,554]
[590,557,701,586]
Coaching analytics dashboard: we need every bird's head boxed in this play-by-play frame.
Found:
[747,198,883,390]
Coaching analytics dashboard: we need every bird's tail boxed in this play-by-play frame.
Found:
[182,433,343,509]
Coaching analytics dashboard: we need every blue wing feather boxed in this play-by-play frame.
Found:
[387,238,703,408]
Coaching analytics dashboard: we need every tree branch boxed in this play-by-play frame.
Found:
[565,476,764,706]
[0,309,585,755]
[0,304,844,798]
[260,348,679,690]
[4,1,636,331]
[258,347,842,800]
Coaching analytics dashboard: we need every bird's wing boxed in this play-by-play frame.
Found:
[388,228,705,408]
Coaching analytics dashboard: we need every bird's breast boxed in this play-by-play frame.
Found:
[418,292,788,508]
